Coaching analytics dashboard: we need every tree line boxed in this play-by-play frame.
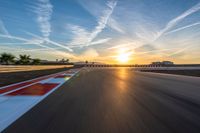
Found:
[0,53,41,65]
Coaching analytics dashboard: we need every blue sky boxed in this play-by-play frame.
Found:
[0,0,200,64]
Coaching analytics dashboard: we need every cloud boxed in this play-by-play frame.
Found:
[135,31,158,43]
[134,48,176,55]
[168,46,190,57]
[90,38,111,45]
[78,0,124,34]
[86,0,117,45]
[0,45,58,52]
[33,0,53,38]
[107,18,125,33]
[0,34,28,42]
[66,24,90,47]
[68,36,112,48]
[155,2,200,41]
[134,44,157,52]
[0,20,9,35]
[164,22,200,35]
[132,1,200,56]
[0,33,58,51]
[26,32,73,52]
[78,48,99,60]
[107,43,133,50]
[24,38,60,51]
[167,43,199,57]
[67,0,117,48]
[0,33,73,56]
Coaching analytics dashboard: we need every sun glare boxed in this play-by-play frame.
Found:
[117,53,130,63]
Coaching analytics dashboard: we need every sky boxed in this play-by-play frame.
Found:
[0,0,200,64]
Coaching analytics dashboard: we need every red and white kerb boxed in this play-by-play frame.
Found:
[0,68,81,132]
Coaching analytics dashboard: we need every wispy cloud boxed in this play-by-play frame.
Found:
[67,24,112,48]
[86,0,117,45]
[33,0,53,38]
[67,24,90,47]
[134,48,177,55]
[0,45,57,52]
[168,46,191,57]
[167,42,199,57]
[108,18,125,34]
[90,38,112,45]
[67,0,117,48]
[24,38,61,51]
[26,32,73,51]
[0,19,9,35]
[78,0,123,34]
[0,33,76,59]
[0,34,28,42]
[155,2,200,41]
[107,43,133,50]
[0,33,67,53]
[0,33,57,52]
[68,37,112,48]
[0,23,73,57]
[132,1,200,58]
[164,22,200,35]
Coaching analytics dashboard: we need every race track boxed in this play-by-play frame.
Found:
[3,68,200,133]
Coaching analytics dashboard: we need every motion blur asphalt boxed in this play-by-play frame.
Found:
[3,68,200,133]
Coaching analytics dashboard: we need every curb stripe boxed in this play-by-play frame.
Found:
[6,83,59,96]
[0,71,69,95]
[0,68,81,132]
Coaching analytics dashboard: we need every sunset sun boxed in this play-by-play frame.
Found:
[117,53,130,63]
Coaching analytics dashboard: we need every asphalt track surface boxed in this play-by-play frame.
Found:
[3,68,200,133]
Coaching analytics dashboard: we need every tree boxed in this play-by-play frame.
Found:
[18,54,31,65]
[66,59,69,63]
[60,58,69,63]
[32,58,41,65]
[0,53,15,65]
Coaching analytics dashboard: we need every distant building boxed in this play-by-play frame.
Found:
[151,61,174,66]
[162,61,174,65]
[151,61,162,65]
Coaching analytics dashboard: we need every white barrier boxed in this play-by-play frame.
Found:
[133,66,200,71]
